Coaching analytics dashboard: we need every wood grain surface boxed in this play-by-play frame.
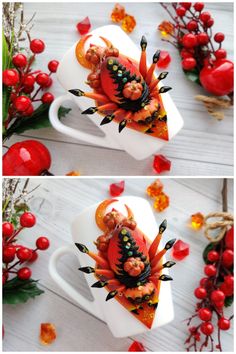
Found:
[2,177,234,351]
[4,2,234,176]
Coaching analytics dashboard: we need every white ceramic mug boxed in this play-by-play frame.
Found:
[49,25,184,160]
[49,196,174,338]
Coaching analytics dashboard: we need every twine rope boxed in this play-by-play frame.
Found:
[204,212,234,243]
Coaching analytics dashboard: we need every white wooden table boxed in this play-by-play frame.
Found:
[3,178,234,351]
[6,2,234,176]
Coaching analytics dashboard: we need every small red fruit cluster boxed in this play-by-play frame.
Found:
[2,211,50,284]
[185,226,234,351]
[160,3,234,96]
[3,38,59,129]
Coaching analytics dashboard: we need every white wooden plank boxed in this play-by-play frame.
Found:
[3,289,132,352]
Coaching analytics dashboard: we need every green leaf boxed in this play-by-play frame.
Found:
[3,277,44,304]
[58,106,72,118]
[183,68,201,85]
[2,33,13,125]
[2,86,11,123]
[3,104,71,140]
[2,32,9,71]
[224,295,234,307]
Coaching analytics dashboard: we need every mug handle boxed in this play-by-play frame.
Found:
[49,94,116,148]
[49,244,105,321]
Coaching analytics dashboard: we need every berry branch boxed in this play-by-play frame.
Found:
[185,179,234,351]
[2,179,50,304]
[158,2,234,102]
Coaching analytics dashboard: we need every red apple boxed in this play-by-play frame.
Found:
[199,59,234,96]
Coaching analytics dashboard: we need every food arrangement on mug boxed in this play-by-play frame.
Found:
[76,199,176,329]
[2,3,233,175]
[70,34,171,139]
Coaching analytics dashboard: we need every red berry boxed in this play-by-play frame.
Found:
[218,317,230,331]
[182,57,196,70]
[200,322,214,336]
[180,3,192,10]
[3,69,20,86]
[22,75,35,87]
[182,33,198,48]
[194,3,204,12]
[189,326,197,334]
[28,250,38,263]
[20,212,36,228]
[222,249,233,267]
[156,50,171,69]
[10,92,17,102]
[2,222,14,237]
[200,12,211,23]
[36,73,50,86]
[214,300,225,309]
[3,246,16,263]
[14,96,31,112]
[186,20,198,31]
[214,32,225,43]
[48,60,59,73]
[12,53,27,68]
[41,92,54,104]
[215,49,227,59]
[22,104,34,117]
[220,282,233,297]
[225,227,234,250]
[224,275,234,288]
[43,76,53,88]
[30,39,45,54]
[36,236,50,250]
[199,277,209,287]
[198,308,212,321]
[204,264,217,277]
[17,267,32,280]
[3,140,51,176]
[181,49,193,59]
[207,250,219,262]
[17,247,33,262]
[176,6,186,17]
[194,287,207,299]
[197,32,209,45]
[206,18,214,28]
[23,85,35,94]
[211,290,225,303]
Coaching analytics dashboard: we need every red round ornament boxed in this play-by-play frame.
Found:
[3,140,51,176]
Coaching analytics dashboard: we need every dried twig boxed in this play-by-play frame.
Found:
[195,95,233,120]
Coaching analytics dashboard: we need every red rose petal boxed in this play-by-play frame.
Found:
[76,16,91,35]
[171,239,190,261]
[128,341,146,352]
[109,180,125,197]
[153,155,171,174]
